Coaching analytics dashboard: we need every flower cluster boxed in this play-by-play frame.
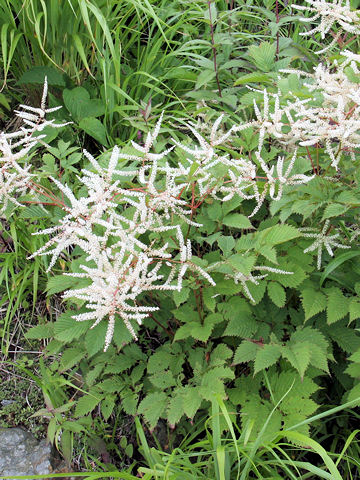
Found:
[292,0,360,53]
[30,114,217,350]
[0,78,68,212]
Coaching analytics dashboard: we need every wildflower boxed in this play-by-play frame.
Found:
[301,219,350,269]
[292,0,360,53]
[256,149,315,201]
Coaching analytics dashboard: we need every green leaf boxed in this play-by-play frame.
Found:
[321,203,348,220]
[281,431,343,480]
[60,347,86,371]
[257,224,300,246]
[122,392,138,415]
[79,117,108,146]
[349,348,360,363]
[18,66,67,86]
[63,87,105,121]
[54,312,90,342]
[174,316,220,342]
[167,392,184,426]
[173,287,190,307]
[267,282,286,307]
[183,388,202,418]
[195,69,216,89]
[25,323,54,339]
[150,370,176,389]
[105,354,135,374]
[229,254,256,276]
[248,41,276,72]
[301,289,327,320]
[74,391,102,417]
[282,343,311,379]
[233,341,258,364]
[234,72,273,86]
[350,298,360,322]
[224,315,257,337]
[218,236,235,256]
[254,344,281,374]
[46,274,88,295]
[85,322,107,356]
[19,204,51,218]
[138,392,168,429]
[223,213,253,229]
[101,396,115,421]
[320,251,360,287]
[326,288,349,325]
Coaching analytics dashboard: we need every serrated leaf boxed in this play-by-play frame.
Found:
[347,383,360,405]
[267,282,286,307]
[233,341,258,364]
[309,344,329,374]
[210,344,233,366]
[254,344,281,374]
[19,204,51,218]
[105,354,135,374]
[60,347,86,371]
[54,312,90,342]
[234,71,273,86]
[173,287,190,307]
[223,315,257,337]
[122,392,138,415]
[223,213,253,229]
[167,392,184,426]
[248,41,276,72]
[349,298,360,323]
[282,343,311,379]
[138,392,168,429]
[150,370,176,389]
[85,364,104,386]
[174,321,213,342]
[195,69,216,89]
[182,388,202,418]
[322,203,348,220]
[326,288,349,325]
[46,274,88,295]
[74,391,102,417]
[229,254,256,275]
[258,224,300,246]
[218,236,235,256]
[85,322,107,356]
[25,323,54,339]
[349,348,360,363]
[101,396,115,421]
[259,245,278,264]
[301,289,327,320]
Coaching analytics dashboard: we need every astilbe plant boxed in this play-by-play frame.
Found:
[2,45,360,349]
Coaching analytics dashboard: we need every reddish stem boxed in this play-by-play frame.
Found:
[207,1,222,97]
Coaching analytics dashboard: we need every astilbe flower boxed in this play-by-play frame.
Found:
[231,266,293,304]
[31,114,216,350]
[0,78,69,213]
[301,219,350,269]
[292,0,360,53]
[280,53,360,169]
